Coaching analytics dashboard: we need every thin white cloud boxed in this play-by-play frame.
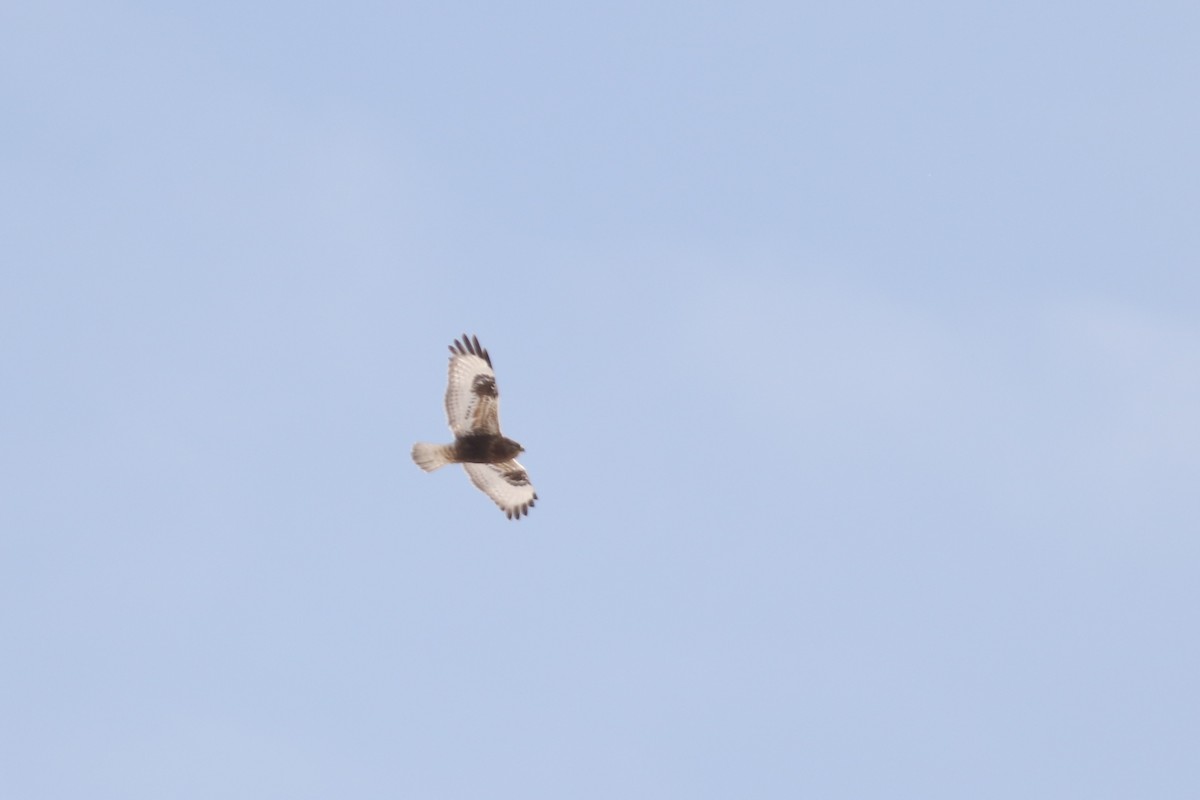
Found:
[675,265,1200,533]
[1040,296,1200,464]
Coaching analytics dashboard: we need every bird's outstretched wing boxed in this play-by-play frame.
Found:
[445,334,500,436]
[462,460,537,519]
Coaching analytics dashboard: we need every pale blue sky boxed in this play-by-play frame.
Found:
[3,2,1198,798]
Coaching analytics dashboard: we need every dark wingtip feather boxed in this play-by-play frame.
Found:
[472,334,491,367]
[505,501,534,520]
[449,334,492,367]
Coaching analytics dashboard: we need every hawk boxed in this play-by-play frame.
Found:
[412,334,537,519]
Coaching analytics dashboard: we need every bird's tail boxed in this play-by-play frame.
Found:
[412,442,455,472]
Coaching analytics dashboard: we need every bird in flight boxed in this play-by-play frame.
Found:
[412,334,537,519]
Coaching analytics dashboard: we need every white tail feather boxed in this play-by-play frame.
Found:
[412,442,454,472]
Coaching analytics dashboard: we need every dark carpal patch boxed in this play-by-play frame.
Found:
[472,374,498,397]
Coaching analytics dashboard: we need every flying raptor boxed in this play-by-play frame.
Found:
[412,335,537,519]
